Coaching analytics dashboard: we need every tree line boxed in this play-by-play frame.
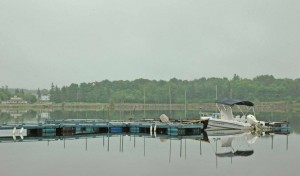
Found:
[48,75,300,104]
[1,75,299,104]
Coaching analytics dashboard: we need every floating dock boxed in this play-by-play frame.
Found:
[0,119,207,138]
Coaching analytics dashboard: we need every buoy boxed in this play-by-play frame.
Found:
[160,114,170,123]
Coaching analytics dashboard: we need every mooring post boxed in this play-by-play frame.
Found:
[20,127,24,134]
[12,126,16,135]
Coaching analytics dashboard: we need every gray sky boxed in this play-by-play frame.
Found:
[0,0,299,89]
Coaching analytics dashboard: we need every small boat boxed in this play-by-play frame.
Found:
[205,99,290,131]
[206,99,257,130]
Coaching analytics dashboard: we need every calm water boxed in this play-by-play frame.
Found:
[0,110,299,176]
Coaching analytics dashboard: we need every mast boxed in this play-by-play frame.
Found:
[215,85,218,100]
[216,85,218,113]
[144,87,146,119]
[169,86,172,118]
[184,88,187,121]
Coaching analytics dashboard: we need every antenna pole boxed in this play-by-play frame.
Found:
[169,86,172,118]
[184,88,187,121]
[215,85,218,100]
[144,87,146,119]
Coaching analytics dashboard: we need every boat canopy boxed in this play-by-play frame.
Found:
[216,99,254,107]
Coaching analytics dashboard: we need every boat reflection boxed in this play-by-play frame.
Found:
[207,129,290,168]
[208,130,255,158]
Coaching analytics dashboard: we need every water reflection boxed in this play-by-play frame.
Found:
[1,125,297,176]
[208,130,255,157]
[0,107,298,176]
[0,128,290,162]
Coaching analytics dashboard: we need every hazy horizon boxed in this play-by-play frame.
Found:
[1,0,299,89]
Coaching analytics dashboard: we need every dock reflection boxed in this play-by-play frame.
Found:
[0,129,290,165]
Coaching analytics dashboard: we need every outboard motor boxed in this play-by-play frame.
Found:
[247,114,259,126]
[247,114,264,131]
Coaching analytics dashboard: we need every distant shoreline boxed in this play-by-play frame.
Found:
[0,102,299,112]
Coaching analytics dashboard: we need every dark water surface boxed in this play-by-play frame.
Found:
[0,110,299,176]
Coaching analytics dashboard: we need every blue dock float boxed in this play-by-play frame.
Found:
[0,119,207,138]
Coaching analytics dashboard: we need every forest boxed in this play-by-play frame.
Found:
[48,75,300,104]
[1,75,299,104]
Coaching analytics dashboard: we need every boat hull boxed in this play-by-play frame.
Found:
[207,118,252,130]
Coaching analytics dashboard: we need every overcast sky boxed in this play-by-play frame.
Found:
[0,0,299,89]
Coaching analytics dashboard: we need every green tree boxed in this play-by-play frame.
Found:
[23,93,37,103]
[37,88,41,99]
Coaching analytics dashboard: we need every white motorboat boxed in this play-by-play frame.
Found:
[206,99,258,130]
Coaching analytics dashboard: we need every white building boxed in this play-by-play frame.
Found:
[40,95,50,101]
[1,96,28,104]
